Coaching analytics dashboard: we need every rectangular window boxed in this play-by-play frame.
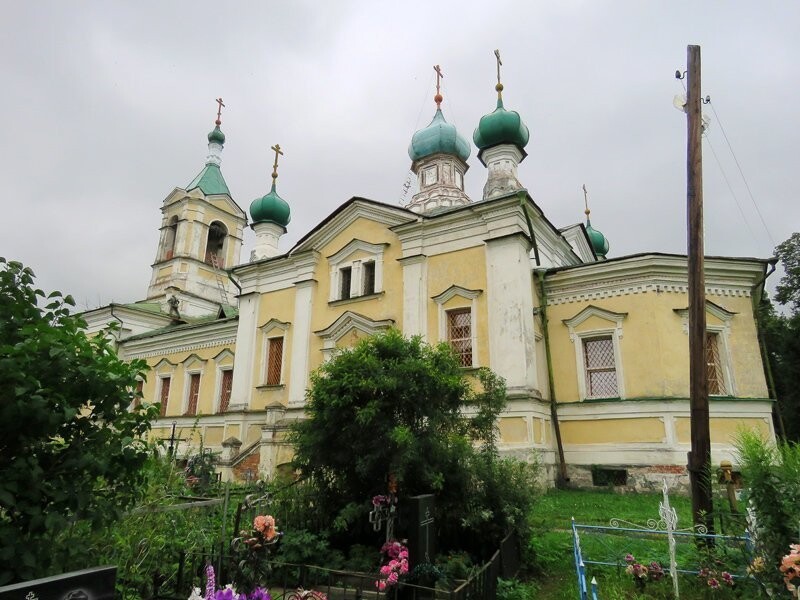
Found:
[583,336,618,398]
[185,373,200,415]
[159,376,171,416]
[706,331,727,396]
[132,379,143,410]
[447,308,473,367]
[363,262,376,295]
[340,267,352,300]
[218,369,233,413]
[266,337,284,385]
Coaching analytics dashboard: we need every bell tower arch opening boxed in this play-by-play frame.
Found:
[205,221,228,267]
[161,216,179,261]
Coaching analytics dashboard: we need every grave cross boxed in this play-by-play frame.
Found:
[215,97,225,125]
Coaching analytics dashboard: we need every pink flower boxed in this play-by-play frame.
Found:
[708,578,720,589]
[624,554,634,563]
[721,572,734,586]
[375,581,387,592]
[380,565,391,576]
[254,516,267,532]
[387,573,398,585]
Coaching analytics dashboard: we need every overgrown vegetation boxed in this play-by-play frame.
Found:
[0,258,157,585]
[290,329,541,555]
[735,429,800,597]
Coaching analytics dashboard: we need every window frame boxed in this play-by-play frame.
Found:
[446,307,474,368]
[580,334,620,399]
[706,327,734,396]
[158,375,171,417]
[184,372,201,416]
[260,319,290,386]
[217,368,233,413]
[432,285,482,369]
[327,240,388,302]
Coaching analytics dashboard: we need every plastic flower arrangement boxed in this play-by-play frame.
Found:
[291,589,328,600]
[781,544,800,596]
[187,564,272,600]
[375,540,410,592]
[697,566,735,591]
[232,515,282,592]
[624,554,650,590]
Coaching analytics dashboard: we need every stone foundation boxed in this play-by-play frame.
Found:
[565,464,690,494]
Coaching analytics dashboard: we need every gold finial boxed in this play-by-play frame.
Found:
[582,184,591,218]
[215,97,225,126]
[494,49,504,99]
[433,64,444,108]
[270,144,283,181]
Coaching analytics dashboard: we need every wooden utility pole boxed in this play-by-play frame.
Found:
[686,44,714,535]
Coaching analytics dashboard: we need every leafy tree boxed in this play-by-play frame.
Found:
[290,329,539,552]
[0,258,157,584]
[775,232,800,311]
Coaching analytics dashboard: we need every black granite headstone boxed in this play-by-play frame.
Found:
[0,566,116,600]
[405,494,436,568]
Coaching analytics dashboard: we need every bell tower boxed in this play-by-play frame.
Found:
[147,99,247,317]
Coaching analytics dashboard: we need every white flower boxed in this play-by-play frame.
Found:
[187,587,204,600]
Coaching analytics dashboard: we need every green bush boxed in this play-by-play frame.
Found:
[735,430,800,596]
[496,577,540,600]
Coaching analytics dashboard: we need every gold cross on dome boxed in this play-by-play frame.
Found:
[583,184,590,217]
[215,97,225,124]
[433,64,444,107]
[270,144,283,180]
[494,49,502,84]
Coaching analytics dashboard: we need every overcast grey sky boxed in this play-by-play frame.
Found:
[2,1,797,308]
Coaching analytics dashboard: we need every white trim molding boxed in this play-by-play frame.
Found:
[563,305,627,400]
[314,311,395,361]
[327,239,389,301]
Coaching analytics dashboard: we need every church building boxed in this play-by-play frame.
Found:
[83,66,775,490]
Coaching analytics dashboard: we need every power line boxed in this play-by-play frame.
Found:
[706,100,776,248]
[704,134,760,245]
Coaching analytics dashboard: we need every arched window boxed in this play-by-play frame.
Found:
[162,216,178,261]
[205,221,228,267]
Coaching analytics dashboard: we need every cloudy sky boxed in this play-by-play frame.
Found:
[2,1,797,309]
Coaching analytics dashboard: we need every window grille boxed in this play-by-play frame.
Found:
[218,369,233,413]
[447,308,473,367]
[266,337,284,385]
[583,336,618,398]
[340,267,352,300]
[185,373,200,415]
[363,262,376,295]
[159,376,171,416]
[706,331,727,395]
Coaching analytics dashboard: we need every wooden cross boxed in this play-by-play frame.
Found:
[270,143,283,180]
[215,97,225,125]
[433,64,444,107]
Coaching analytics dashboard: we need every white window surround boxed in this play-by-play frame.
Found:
[563,305,627,400]
[314,311,394,362]
[259,319,290,385]
[432,285,482,368]
[156,374,171,416]
[212,349,235,412]
[674,301,737,396]
[181,354,206,414]
[327,239,388,302]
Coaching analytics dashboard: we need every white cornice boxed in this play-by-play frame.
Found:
[122,319,238,359]
[314,311,395,343]
[234,250,320,295]
[544,255,766,304]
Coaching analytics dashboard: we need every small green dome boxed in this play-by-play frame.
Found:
[208,125,225,145]
[250,183,290,227]
[473,99,529,150]
[408,109,470,162]
[586,220,609,259]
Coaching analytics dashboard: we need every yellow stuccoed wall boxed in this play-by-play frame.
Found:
[560,417,666,444]
[307,217,405,374]
[426,246,489,363]
[674,416,770,443]
[546,291,768,403]
[252,287,296,409]
[142,343,235,418]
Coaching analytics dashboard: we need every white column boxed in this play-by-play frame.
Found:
[400,255,427,339]
[251,222,284,261]
[288,279,315,407]
[485,234,538,391]
[229,292,261,408]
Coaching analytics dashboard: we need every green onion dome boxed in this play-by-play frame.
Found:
[473,98,529,151]
[250,183,290,227]
[208,125,225,145]
[408,109,470,162]
[586,220,609,259]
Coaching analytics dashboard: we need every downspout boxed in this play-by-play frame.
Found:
[108,303,124,352]
[538,270,569,487]
[750,259,785,439]
[226,269,242,294]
